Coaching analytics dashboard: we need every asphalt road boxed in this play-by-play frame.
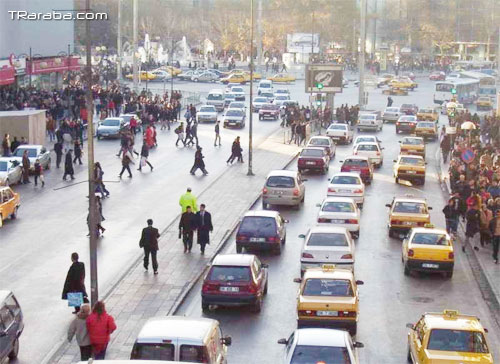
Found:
[176,80,500,363]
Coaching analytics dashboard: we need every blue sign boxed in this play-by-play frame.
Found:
[67,292,83,307]
[461,149,475,164]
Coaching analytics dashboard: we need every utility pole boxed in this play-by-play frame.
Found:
[85,0,98,308]
[171,39,174,97]
[117,0,122,84]
[358,0,367,109]
[132,0,138,92]
[256,0,262,70]
[311,10,315,61]
[29,47,32,87]
[497,26,500,78]
[248,0,255,176]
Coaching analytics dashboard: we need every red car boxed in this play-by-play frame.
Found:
[400,103,419,115]
[429,71,446,81]
[259,103,280,120]
[297,147,330,174]
[201,254,268,313]
[340,156,373,184]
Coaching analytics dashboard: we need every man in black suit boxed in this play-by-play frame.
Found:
[179,206,197,253]
[139,219,160,274]
[62,252,88,313]
[196,204,213,254]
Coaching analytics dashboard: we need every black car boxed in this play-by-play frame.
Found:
[0,291,24,361]
[396,116,417,134]
[400,103,418,115]
[236,211,287,254]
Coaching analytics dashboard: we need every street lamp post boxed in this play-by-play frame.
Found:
[247,0,255,176]
[29,47,32,87]
[171,39,175,98]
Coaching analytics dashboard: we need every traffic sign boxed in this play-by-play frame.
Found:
[461,149,475,164]
[305,64,343,93]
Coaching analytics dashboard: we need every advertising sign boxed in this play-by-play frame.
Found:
[305,64,343,93]
[287,33,320,54]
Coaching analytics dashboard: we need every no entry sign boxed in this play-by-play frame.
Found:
[461,149,475,164]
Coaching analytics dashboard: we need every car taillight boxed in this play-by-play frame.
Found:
[408,249,414,257]
[247,283,258,294]
[376,152,380,156]
[410,123,415,126]
[293,189,300,196]
[316,160,323,166]
[202,282,219,293]
[237,235,248,241]
[338,311,357,317]
[353,189,363,193]
[298,310,317,316]
[262,187,268,194]
[401,148,407,151]
[396,122,400,126]
[341,254,352,259]
[448,252,454,259]
[391,220,401,225]
[318,218,329,223]
[328,187,336,193]
[268,236,278,242]
[302,252,314,259]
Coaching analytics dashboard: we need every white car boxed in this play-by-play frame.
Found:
[299,226,355,274]
[230,86,245,101]
[260,91,275,102]
[317,197,360,238]
[326,123,354,144]
[196,105,218,123]
[227,101,246,111]
[96,117,126,139]
[278,328,363,364]
[192,71,218,83]
[257,80,273,95]
[149,69,172,81]
[274,87,289,96]
[252,96,269,112]
[327,172,365,207]
[357,113,383,132]
[0,158,22,186]
[273,94,290,107]
[382,107,402,123]
[353,135,380,147]
[11,145,51,171]
[306,136,336,157]
[353,142,383,167]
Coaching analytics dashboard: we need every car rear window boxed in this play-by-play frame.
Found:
[266,176,295,188]
[403,138,423,145]
[427,329,489,353]
[329,124,347,130]
[344,159,368,167]
[290,345,352,364]
[309,138,329,146]
[355,137,375,144]
[402,104,414,108]
[307,233,348,247]
[303,278,353,297]
[356,144,378,151]
[300,149,324,157]
[393,202,426,214]
[131,343,175,360]
[412,233,448,246]
[322,202,355,213]
[180,345,210,362]
[0,161,8,171]
[208,266,251,282]
[331,176,360,185]
[417,122,435,128]
[239,216,277,235]
[400,157,425,166]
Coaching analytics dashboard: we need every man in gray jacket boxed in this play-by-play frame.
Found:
[67,303,92,360]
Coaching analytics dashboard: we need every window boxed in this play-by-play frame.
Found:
[200,107,215,113]
[356,144,378,151]
[309,138,329,146]
[4,296,20,316]
[101,119,121,127]
[303,279,353,297]
[208,266,251,282]
[290,345,352,364]
[417,122,435,128]
[300,149,324,158]
[400,157,425,166]
[254,97,267,103]
[180,345,209,362]
[393,202,426,214]
[239,216,276,235]
[403,138,423,145]
[14,148,37,158]
[266,176,295,188]
[322,202,355,213]
[412,233,448,246]
[286,332,295,355]
[427,329,489,353]
[436,83,453,92]
[0,161,8,171]
[307,233,348,247]
[226,109,243,117]
[0,306,15,329]
[331,176,360,185]
[329,124,347,130]
[131,343,175,360]
[344,159,368,167]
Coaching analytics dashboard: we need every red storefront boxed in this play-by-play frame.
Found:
[25,56,81,88]
[0,65,15,86]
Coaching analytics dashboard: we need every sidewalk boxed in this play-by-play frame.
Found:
[49,129,301,363]
[437,152,500,326]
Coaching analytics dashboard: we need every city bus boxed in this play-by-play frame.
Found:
[458,71,497,99]
[434,79,479,105]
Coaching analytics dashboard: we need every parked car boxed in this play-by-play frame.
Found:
[306,136,336,157]
[260,91,275,103]
[0,290,23,361]
[222,108,246,128]
[149,69,171,81]
[262,170,306,209]
[327,172,365,207]
[400,103,419,115]
[11,145,51,171]
[96,117,126,139]
[297,147,330,175]
[236,210,287,254]
[177,70,195,81]
[0,158,22,186]
[326,123,354,144]
[357,113,383,132]
[273,94,291,107]
[353,142,384,167]
[120,114,142,132]
[197,105,218,123]
[202,254,268,312]
[382,107,402,123]
[339,156,373,184]
[258,104,280,120]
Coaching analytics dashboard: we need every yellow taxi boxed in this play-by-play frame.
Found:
[267,73,296,83]
[415,121,438,140]
[164,65,182,76]
[402,225,454,278]
[125,71,156,81]
[406,310,494,364]
[294,264,363,335]
[241,70,262,80]
[393,155,426,185]
[0,186,20,227]
[221,73,247,84]
[416,107,439,122]
[476,97,493,110]
[399,137,426,158]
[389,77,417,90]
[386,195,432,238]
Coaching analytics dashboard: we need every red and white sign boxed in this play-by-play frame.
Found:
[0,62,15,86]
[27,56,81,75]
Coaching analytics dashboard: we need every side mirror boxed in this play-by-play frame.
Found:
[355,280,364,285]
[0,330,6,337]
[354,342,364,348]
[381,147,385,150]
[398,141,401,143]
[385,204,391,208]
[261,263,269,268]
[428,207,433,210]
[222,336,232,346]
[293,278,302,283]
[298,234,306,239]
[406,323,414,329]
[393,160,397,163]
[277,338,288,345]
[284,219,289,223]
[302,178,308,182]
[41,148,47,153]
[339,160,343,163]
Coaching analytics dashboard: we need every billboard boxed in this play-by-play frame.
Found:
[287,33,320,54]
[305,64,343,93]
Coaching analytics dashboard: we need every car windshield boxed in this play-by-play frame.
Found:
[344,159,368,167]
[386,108,399,112]
[275,95,289,100]
[307,233,348,247]
[418,122,435,128]
[329,124,347,130]
[131,343,175,360]
[226,109,244,117]
[225,94,235,100]
[393,202,426,214]
[403,138,423,145]
[322,202,355,213]
[259,83,271,88]
[102,119,120,126]
[357,144,378,151]
[356,137,375,144]
[14,148,37,158]
[239,216,276,235]
[290,345,352,364]
[301,149,323,157]
[262,104,279,110]
[0,161,8,171]
[208,266,251,282]
[276,89,288,94]
[309,138,329,146]
[200,107,215,113]
[303,278,353,297]
[412,233,448,246]
[331,176,360,185]
[400,157,425,166]
[427,329,489,353]
[420,108,433,113]
[232,87,243,93]
[266,176,295,188]
[207,94,223,100]
[261,93,274,97]
[360,115,375,120]
[254,97,267,103]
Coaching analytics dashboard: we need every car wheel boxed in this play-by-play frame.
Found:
[97,135,101,140]
[202,301,210,312]
[445,271,453,279]
[236,244,242,254]
[262,201,267,210]
[8,338,19,359]
[252,296,262,313]
[353,231,359,239]
[11,207,18,219]
[359,203,363,209]
[294,203,300,210]
[264,281,268,294]
[388,228,394,238]
[350,324,357,337]
[421,178,425,186]
[407,345,413,363]
[321,166,327,175]
[194,78,199,82]
[301,193,305,203]
[395,177,399,184]
[404,263,410,276]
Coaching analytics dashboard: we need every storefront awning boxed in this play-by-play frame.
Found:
[0,66,15,86]
[27,56,81,75]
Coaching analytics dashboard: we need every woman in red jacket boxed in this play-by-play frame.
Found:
[86,301,116,359]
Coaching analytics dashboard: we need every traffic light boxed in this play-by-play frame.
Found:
[451,88,457,95]
[315,93,322,106]
[316,82,324,90]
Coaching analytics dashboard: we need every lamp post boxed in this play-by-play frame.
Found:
[171,39,175,98]
[247,0,255,176]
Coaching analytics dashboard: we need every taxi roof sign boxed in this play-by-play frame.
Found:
[424,223,435,228]
[443,309,459,319]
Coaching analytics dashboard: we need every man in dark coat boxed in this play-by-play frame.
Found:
[464,206,481,252]
[54,141,63,168]
[139,219,160,274]
[195,204,213,254]
[62,252,88,313]
[190,146,208,175]
[179,206,197,253]
[63,150,75,180]
[22,150,30,184]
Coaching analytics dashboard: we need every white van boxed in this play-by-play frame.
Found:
[131,317,231,364]
[206,89,225,111]
[258,80,273,95]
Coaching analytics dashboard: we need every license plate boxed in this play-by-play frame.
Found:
[402,221,415,226]
[306,161,316,165]
[422,263,439,269]
[331,219,344,224]
[338,189,351,193]
[331,136,339,140]
[220,286,239,292]
[317,311,338,317]
[250,237,265,242]
[407,170,417,174]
